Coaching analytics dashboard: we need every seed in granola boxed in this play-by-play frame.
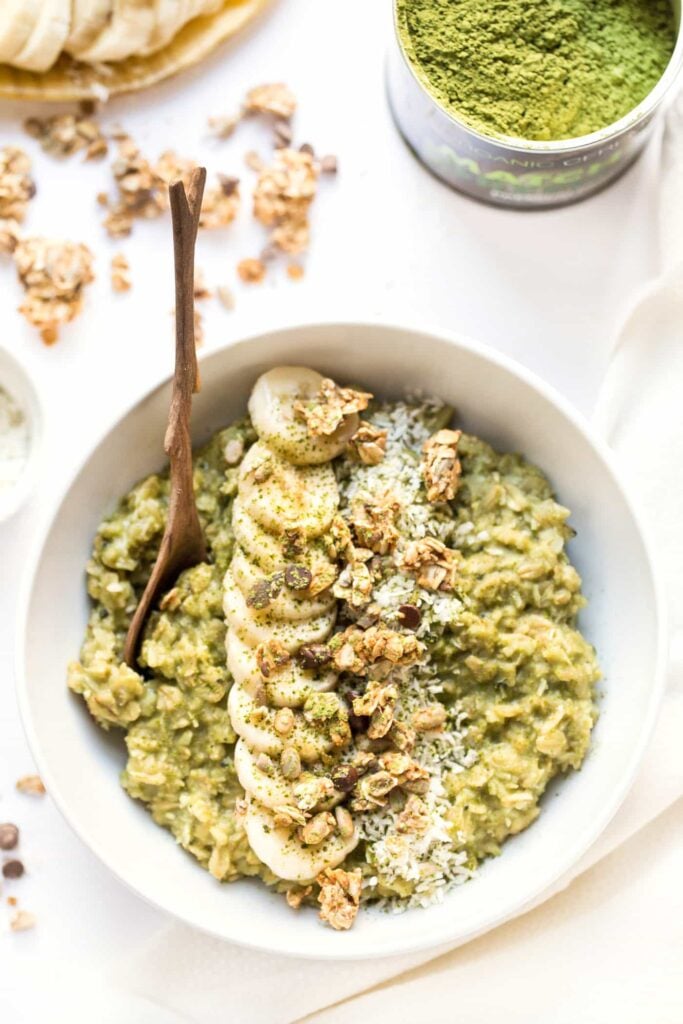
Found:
[334,805,355,838]
[237,257,266,284]
[286,262,304,280]
[0,824,19,850]
[3,859,24,879]
[412,704,447,732]
[398,604,421,630]
[247,579,275,610]
[299,811,335,846]
[16,775,45,796]
[299,644,332,670]
[284,565,312,591]
[255,753,275,775]
[10,910,36,932]
[331,764,358,793]
[274,707,295,736]
[280,745,302,780]
[320,155,338,174]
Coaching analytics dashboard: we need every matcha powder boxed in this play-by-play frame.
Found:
[397,0,677,141]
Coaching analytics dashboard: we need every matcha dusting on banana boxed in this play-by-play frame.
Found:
[397,0,677,142]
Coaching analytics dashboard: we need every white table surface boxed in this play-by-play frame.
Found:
[0,0,675,1019]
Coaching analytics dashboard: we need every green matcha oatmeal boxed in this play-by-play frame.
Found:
[397,0,677,142]
[68,368,600,930]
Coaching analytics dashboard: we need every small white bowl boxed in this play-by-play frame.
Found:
[0,346,43,523]
[17,322,665,960]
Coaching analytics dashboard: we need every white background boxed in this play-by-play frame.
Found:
[0,0,678,1020]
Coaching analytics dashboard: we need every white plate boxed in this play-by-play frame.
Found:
[17,322,665,960]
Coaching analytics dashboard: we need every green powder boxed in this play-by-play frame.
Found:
[397,0,677,141]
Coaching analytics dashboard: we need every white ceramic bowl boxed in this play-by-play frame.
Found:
[0,346,43,523]
[17,322,665,960]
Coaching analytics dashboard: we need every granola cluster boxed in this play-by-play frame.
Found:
[13,237,95,344]
[422,428,462,503]
[0,147,35,222]
[402,536,460,591]
[253,147,319,255]
[24,110,108,161]
[295,378,372,437]
[110,252,131,293]
[348,421,387,466]
[316,867,362,931]
[331,624,422,678]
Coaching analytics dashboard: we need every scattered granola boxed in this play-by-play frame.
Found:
[24,111,108,161]
[422,428,462,503]
[286,261,304,280]
[0,147,35,222]
[198,175,240,230]
[110,252,131,293]
[285,885,312,911]
[316,867,362,931]
[253,148,319,254]
[294,378,371,437]
[331,624,422,677]
[13,238,95,344]
[10,909,36,932]
[237,257,266,284]
[16,775,45,796]
[245,83,297,120]
[402,536,460,592]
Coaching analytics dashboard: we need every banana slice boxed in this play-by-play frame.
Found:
[239,442,338,539]
[73,0,156,63]
[11,0,71,72]
[248,367,360,467]
[231,547,335,622]
[224,571,336,653]
[140,0,184,54]
[64,0,112,56]
[232,499,285,573]
[227,631,336,709]
[234,739,295,811]
[0,0,41,63]
[245,800,358,883]
[228,682,334,762]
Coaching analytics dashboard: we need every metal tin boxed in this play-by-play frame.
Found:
[387,1,683,209]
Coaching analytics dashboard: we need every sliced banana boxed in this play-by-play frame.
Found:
[239,442,338,539]
[140,0,184,54]
[234,739,295,811]
[231,547,335,622]
[248,367,360,467]
[64,0,112,56]
[11,0,72,72]
[232,499,285,573]
[227,630,335,709]
[0,0,42,63]
[228,683,283,757]
[73,0,156,63]
[245,800,357,883]
[224,571,336,653]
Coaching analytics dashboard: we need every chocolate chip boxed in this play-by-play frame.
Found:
[398,604,421,630]
[218,173,240,196]
[3,859,24,879]
[299,644,332,670]
[0,823,19,851]
[247,580,273,610]
[320,155,338,174]
[285,565,312,591]
[331,764,358,793]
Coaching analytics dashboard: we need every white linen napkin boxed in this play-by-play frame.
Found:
[109,102,683,1024]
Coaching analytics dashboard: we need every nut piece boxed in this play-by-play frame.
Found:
[10,910,36,932]
[284,565,312,591]
[348,421,387,465]
[349,493,400,554]
[224,437,244,465]
[334,805,355,838]
[299,643,332,671]
[316,867,362,931]
[402,537,460,592]
[397,794,431,835]
[273,707,295,736]
[285,885,312,911]
[299,811,335,846]
[0,823,19,851]
[422,429,462,503]
[294,377,372,437]
[237,257,266,284]
[280,746,302,780]
[412,703,447,732]
[0,146,35,222]
[16,775,45,796]
[111,252,131,293]
[256,640,291,679]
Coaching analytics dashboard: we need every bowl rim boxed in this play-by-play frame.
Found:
[15,319,669,959]
[0,345,44,524]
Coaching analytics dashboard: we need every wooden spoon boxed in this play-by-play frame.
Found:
[124,167,208,669]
